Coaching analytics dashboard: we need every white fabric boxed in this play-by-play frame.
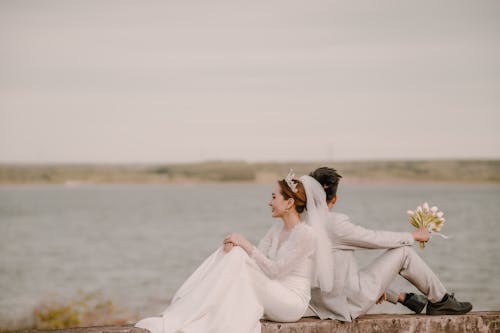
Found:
[135,223,316,333]
[299,175,334,293]
[308,211,447,321]
[351,246,447,317]
[325,212,415,250]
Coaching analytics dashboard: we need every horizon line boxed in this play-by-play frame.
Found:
[0,157,499,166]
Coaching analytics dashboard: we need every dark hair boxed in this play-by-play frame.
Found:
[278,179,307,213]
[309,167,342,203]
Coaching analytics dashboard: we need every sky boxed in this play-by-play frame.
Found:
[0,0,499,163]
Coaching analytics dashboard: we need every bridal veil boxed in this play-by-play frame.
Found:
[299,175,334,293]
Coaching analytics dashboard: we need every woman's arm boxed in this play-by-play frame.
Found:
[251,226,315,279]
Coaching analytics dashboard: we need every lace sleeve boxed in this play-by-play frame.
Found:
[251,225,315,279]
[255,224,277,254]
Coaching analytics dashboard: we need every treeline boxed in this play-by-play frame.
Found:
[0,160,499,184]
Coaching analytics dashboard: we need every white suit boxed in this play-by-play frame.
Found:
[308,212,447,321]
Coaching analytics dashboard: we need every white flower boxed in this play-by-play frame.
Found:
[407,202,448,249]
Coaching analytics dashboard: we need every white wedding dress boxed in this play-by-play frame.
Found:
[135,222,316,333]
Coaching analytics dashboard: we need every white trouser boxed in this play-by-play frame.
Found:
[349,246,447,318]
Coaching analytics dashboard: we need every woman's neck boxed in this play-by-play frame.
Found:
[281,212,301,231]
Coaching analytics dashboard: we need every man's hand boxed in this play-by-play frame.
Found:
[376,292,387,304]
[412,227,430,242]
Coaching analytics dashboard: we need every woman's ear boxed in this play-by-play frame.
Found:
[287,198,295,210]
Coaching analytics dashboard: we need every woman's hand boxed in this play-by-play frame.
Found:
[412,227,430,242]
[223,242,234,253]
[223,233,253,254]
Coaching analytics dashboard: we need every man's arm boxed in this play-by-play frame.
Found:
[328,212,417,249]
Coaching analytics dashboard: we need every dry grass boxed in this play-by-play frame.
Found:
[0,160,498,185]
[33,291,137,330]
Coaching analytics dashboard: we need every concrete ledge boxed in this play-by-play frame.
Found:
[12,312,500,333]
[261,312,500,332]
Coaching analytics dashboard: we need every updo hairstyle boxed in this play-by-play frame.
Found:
[278,179,307,213]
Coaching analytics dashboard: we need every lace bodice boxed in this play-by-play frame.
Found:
[250,223,316,280]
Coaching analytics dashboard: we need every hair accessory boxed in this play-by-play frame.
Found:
[285,169,298,193]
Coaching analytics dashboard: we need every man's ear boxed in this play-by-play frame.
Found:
[328,196,337,209]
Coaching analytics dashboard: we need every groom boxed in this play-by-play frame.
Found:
[305,167,472,321]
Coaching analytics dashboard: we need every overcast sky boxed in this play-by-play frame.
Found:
[1,0,499,163]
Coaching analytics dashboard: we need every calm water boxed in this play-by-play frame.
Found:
[1,183,499,327]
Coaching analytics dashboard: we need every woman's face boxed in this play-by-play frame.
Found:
[268,182,291,218]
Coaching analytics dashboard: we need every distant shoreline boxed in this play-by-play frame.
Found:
[1,178,500,187]
[0,160,499,185]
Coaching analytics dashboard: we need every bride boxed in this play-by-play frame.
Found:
[135,172,333,333]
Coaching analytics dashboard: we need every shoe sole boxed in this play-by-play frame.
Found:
[426,304,473,316]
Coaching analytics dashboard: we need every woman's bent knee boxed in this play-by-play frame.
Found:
[224,245,249,262]
[229,245,247,256]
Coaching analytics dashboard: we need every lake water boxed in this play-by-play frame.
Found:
[1,183,499,328]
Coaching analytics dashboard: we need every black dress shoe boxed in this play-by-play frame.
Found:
[402,293,427,314]
[426,293,473,315]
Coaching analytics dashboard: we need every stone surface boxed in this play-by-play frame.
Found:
[261,312,500,332]
[12,312,500,333]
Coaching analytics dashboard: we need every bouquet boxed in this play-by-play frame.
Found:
[407,202,448,248]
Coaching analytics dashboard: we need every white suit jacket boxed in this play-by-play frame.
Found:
[309,211,414,321]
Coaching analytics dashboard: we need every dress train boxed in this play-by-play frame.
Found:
[135,223,316,333]
[136,247,263,333]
